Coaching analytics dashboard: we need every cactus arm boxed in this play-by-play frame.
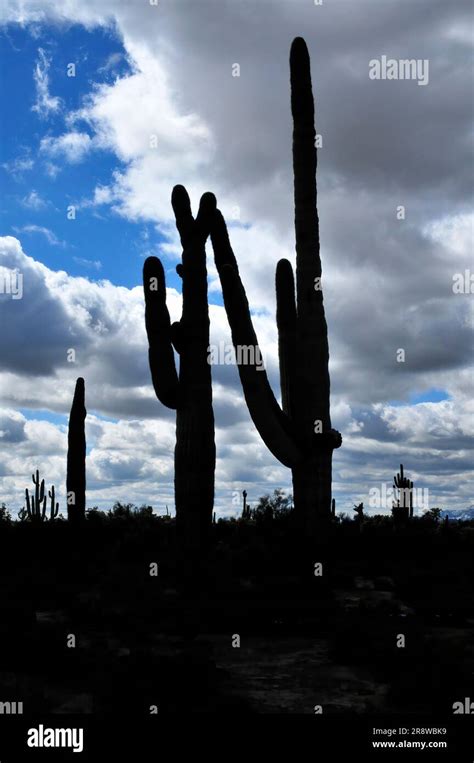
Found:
[221,262,301,467]
[39,479,45,521]
[33,470,40,518]
[173,187,216,346]
[276,258,297,418]
[143,257,179,409]
[211,213,301,468]
[171,184,196,247]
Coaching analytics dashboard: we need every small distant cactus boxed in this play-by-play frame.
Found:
[23,470,59,522]
[353,502,364,520]
[242,490,250,519]
[393,464,414,519]
[25,469,46,522]
[48,485,59,521]
[331,498,336,518]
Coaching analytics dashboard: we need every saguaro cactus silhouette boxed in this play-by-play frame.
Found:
[25,470,46,522]
[66,377,86,522]
[23,471,59,522]
[242,489,250,519]
[143,187,216,547]
[48,485,59,521]
[393,463,414,519]
[210,37,341,534]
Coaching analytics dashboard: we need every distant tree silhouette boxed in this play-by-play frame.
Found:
[210,38,341,537]
[253,489,293,518]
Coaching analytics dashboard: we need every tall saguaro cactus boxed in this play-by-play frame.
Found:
[66,377,86,522]
[143,187,216,547]
[210,37,341,534]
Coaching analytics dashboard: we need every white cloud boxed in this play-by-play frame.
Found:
[2,154,34,177]
[73,257,102,271]
[15,225,65,246]
[379,399,474,441]
[21,190,47,210]
[31,47,61,118]
[67,41,215,223]
[97,51,123,74]
[424,213,473,259]
[40,131,93,164]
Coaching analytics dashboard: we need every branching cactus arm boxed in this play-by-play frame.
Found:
[143,257,179,410]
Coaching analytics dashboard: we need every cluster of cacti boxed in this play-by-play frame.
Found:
[143,188,216,546]
[23,470,59,522]
[209,38,341,536]
[392,463,414,520]
[66,377,87,523]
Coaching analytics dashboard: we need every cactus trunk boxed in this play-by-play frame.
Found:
[143,188,216,551]
[66,377,86,522]
[291,38,333,531]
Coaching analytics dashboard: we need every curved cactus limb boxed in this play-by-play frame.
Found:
[211,218,301,468]
[143,258,179,409]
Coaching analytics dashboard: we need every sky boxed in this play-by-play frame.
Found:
[0,0,472,518]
